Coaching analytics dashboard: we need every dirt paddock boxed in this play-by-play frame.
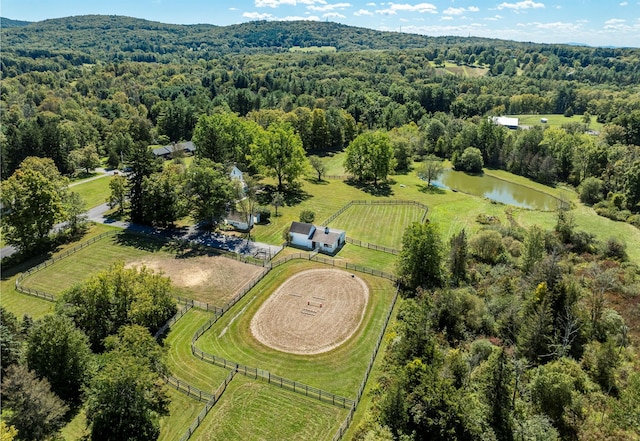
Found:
[250,269,369,355]
[126,255,263,305]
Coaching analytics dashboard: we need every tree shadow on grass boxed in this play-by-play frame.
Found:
[418,183,446,194]
[257,184,312,207]
[304,176,329,186]
[115,232,167,252]
[345,178,394,197]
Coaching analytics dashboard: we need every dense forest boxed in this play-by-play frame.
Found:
[1,15,639,441]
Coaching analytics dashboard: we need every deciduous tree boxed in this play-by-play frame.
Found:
[25,314,92,405]
[251,122,307,189]
[344,131,395,185]
[397,222,444,292]
[185,158,234,227]
[417,155,445,186]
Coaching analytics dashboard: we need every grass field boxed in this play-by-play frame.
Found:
[289,45,337,53]
[69,175,112,209]
[192,375,347,441]
[158,388,204,441]
[163,308,234,392]
[328,203,426,249]
[195,260,396,398]
[19,233,263,305]
[506,113,604,131]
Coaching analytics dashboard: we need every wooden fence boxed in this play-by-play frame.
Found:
[345,237,399,255]
[178,369,236,441]
[331,285,400,441]
[14,230,119,302]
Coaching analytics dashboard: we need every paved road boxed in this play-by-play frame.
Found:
[2,200,281,261]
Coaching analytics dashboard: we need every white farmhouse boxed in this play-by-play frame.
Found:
[288,221,346,254]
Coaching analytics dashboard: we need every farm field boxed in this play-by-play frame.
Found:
[19,233,264,305]
[195,259,396,398]
[191,375,347,441]
[506,113,604,131]
[328,202,426,249]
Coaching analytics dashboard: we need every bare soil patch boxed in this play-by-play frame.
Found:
[126,255,263,305]
[250,269,369,355]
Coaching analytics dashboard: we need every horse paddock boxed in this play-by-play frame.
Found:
[250,269,369,355]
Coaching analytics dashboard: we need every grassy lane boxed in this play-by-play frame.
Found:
[158,388,203,441]
[164,308,232,392]
[191,375,347,441]
[195,260,396,398]
[506,113,603,131]
[329,204,425,249]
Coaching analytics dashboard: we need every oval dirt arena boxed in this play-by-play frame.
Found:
[250,269,369,355]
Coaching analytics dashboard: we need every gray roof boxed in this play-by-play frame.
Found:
[289,221,315,236]
[152,141,196,156]
[311,226,344,245]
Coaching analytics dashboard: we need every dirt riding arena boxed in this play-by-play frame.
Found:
[126,255,263,305]
[250,269,369,355]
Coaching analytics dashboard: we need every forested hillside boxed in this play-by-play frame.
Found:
[1,15,639,441]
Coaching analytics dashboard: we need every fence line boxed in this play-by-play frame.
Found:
[269,252,397,282]
[178,369,236,441]
[191,347,355,409]
[345,237,399,255]
[14,230,119,302]
[331,285,400,441]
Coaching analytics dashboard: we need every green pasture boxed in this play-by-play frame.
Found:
[195,260,396,398]
[164,308,233,392]
[192,375,347,441]
[289,45,337,53]
[19,233,175,296]
[333,243,397,274]
[328,203,425,249]
[158,388,204,441]
[69,175,112,209]
[0,224,119,320]
[317,150,347,176]
[506,113,603,131]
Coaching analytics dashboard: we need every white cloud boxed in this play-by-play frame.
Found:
[308,2,351,12]
[323,12,346,18]
[497,1,545,11]
[443,7,465,15]
[375,2,438,15]
[604,18,630,29]
[443,6,480,15]
[529,21,582,32]
[229,7,239,11]
[354,8,374,15]
[255,0,296,7]
[281,15,320,20]
[620,1,628,5]
[484,14,504,21]
[366,2,376,5]
[441,16,453,20]
[243,11,276,19]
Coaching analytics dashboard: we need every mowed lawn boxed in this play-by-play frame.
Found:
[506,113,603,131]
[191,375,347,441]
[328,203,426,249]
[20,233,172,296]
[69,175,112,209]
[195,260,396,398]
[158,388,204,441]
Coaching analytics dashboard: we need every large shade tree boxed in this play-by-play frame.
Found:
[251,122,308,189]
[185,158,234,227]
[344,131,395,185]
[0,157,67,253]
[397,221,445,292]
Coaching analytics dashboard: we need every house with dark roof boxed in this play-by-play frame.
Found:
[288,221,346,254]
[152,141,196,159]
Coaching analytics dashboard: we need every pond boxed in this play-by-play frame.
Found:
[431,169,559,211]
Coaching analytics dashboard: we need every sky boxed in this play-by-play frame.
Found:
[2,0,639,47]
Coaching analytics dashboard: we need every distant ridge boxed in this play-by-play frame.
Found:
[1,17,32,28]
